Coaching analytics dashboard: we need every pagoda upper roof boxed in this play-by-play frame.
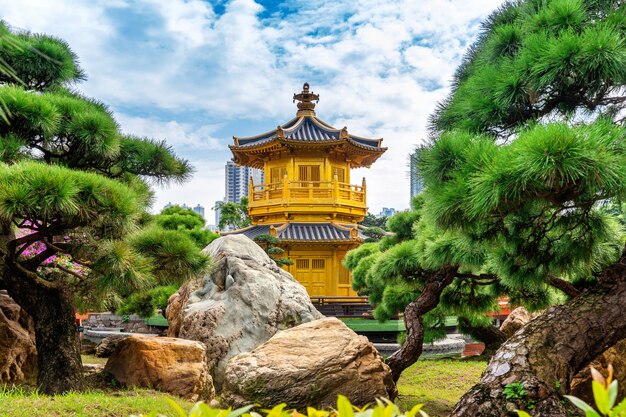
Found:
[229,83,387,168]
[233,115,383,150]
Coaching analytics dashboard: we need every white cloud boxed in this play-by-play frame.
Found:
[0,0,506,213]
[115,114,223,150]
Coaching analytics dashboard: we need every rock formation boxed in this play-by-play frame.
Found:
[0,290,36,383]
[95,335,128,358]
[104,335,214,401]
[499,306,538,338]
[221,317,396,409]
[167,235,322,391]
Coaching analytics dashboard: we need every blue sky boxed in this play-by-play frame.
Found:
[1,0,504,224]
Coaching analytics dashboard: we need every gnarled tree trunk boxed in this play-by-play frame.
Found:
[386,267,456,382]
[458,317,507,359]
[450,264,626,417]
[1,261,83,394]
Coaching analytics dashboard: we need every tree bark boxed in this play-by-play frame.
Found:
[458,317,507,359]
[386,266,456,382]
[450,263,626,417]
[1,261,84,394]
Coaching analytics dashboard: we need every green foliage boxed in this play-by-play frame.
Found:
[386,211,420,241]
[253,233,293,266]
[117,285,178,318]
[134,395,430,417]
[503,382,528,400]
[154,205,218,249]
[432,0,626,136]
[0,21,209,391]
[218,197,250,230]
[362,226,386,242]
[360,212,388,229]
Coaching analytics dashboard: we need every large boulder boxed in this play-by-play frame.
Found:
[0,290,36,383]
[221,317,396,409]
[167,235,322,391]
[104,335,214,401]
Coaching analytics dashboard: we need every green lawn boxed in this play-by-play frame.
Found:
[396,358,486,416]
[0,387,192,417]
[0,358,485,417]
[81,354,108,366]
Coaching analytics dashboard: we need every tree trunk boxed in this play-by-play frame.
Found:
[1,262,83,394]
[386,267,456,382]
[450,263,626,417]
[458,317,507,359]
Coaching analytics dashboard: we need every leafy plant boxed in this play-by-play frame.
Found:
[132,395,430,417]
[504,382,528,400]
[516,364,626,417]
[565,365,626,417]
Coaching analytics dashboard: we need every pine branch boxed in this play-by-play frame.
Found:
[547,275,580,298]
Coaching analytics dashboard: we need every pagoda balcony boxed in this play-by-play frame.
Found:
[248,178,367,222]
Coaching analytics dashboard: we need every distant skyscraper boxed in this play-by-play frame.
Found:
[224,160,264,203]
[193,204,205,218]
[410,149,424,199]
[378,207,397,217]
[214,200,224,228]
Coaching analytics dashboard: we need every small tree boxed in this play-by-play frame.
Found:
[155,205,219,249]
[253,234,293,266]
[360,212,387,228]
[217,197,250,230]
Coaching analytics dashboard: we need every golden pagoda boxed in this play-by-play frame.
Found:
[227,83,387,296]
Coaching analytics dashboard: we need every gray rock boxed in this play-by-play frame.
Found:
[95,335,128,358]
[167,235,323,391]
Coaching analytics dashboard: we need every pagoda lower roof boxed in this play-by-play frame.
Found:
[232,115,385,151]
[222,222,366,242]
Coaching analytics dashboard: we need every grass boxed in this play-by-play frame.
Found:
[0,358,485,417]
[396,358,486,417]
[81,354,108,366]
[0,387,193,417]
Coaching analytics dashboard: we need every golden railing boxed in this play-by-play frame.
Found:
[249,177,366,206]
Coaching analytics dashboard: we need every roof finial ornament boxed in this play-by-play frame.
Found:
[293,82,319,117]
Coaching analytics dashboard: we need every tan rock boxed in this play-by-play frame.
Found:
[0,290,36,383]
[500,307,539,338]
[104,335,214,401]
[571,338,626,403]
[221,317,396,409]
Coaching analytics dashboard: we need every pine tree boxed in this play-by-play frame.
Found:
[345,3,626,413]
[427,0,626,414]
[0,22,210,394]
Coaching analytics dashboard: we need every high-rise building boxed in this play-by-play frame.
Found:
[193,204,205,218]
[213,200,224,228]
[224,161,264,203]
[378,207,397,217]
[409,149,424,198]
